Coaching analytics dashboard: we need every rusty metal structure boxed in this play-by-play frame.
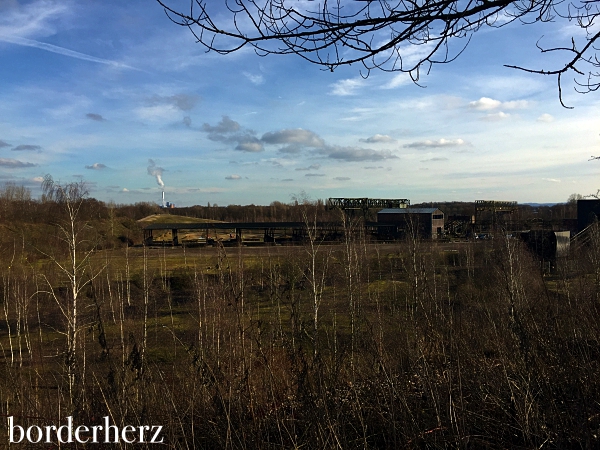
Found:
[474,200,518,212]
[474,200,518,232]
[327,197,410,212]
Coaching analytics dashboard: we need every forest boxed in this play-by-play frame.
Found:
[0,181,598,449]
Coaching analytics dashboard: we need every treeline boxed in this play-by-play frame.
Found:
[179,201,578,224]
[0,181,580,231]
[0,184,335,229]
[174,200,335,222]
[412,200,578,222]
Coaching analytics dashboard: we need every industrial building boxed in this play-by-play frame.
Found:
[377,207,445,239]
[577,199,600,232]
[520,230,571,262]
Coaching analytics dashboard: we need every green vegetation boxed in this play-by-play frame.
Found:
[0,183,598,448]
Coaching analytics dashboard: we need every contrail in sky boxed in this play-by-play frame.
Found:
[0,35,139,70]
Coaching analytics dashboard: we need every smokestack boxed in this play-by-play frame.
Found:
[147,160,168,207]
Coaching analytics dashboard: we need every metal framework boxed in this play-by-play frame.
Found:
[474,200,518,212]
[142,221,340,245]
[327,197,410,211]
[474,200,518,233]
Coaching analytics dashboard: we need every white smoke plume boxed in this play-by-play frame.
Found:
[147,159,165,187]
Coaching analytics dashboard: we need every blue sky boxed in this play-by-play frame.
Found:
[0,0,599,206]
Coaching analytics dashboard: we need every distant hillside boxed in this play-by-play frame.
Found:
[523,203,559,207]
[137,214,223,224]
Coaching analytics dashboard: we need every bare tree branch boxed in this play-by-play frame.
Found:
[157,0,600,104]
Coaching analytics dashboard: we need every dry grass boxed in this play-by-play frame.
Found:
[137,213,224,224]
[1,228,599,448]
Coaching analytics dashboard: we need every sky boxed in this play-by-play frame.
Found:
[0,0,599,207]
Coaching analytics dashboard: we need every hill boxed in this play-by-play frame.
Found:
[137,214,223,224]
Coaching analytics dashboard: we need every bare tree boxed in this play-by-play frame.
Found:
[37,175,104,407]
[157,0,600,104]
[301,199,330,359]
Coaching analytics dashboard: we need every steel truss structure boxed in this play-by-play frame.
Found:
[474,200,518,212]
[327,198,410,211]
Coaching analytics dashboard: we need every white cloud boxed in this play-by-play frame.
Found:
[381,73,411,89]
[193,187,226,193]
[503,100,530,109]
[0,2,136,71]
[0,158,36,168]
[202,116,241,134]
[0,0,67,40]
[381,41,437,70]
[296,164,321,171]
[201,116,264,152]
[261,129,395,161]
[542,178,561,183]
[404,138,467,149]
[147,94,199,111]
[262,129,325,148]
[323,146,397,162]
[469,97,529,111]
[421,157,449,162]
[559,20,600,39]
[329,77,364,96]
[471,75,546,98]
[85,163,107,170]
[537,113,554,123]
[243,71,264,85]
[487,11,514,25]
[360,134,396,144]
[13,144,41,152]
[481,111,511,121]
[225,174,242,180]
[135,104,180,122]
[235,141,263,152]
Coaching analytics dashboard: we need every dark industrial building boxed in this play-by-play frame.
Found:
[520,230,570,263]
[577,199,600,232]
[377,208,445,239]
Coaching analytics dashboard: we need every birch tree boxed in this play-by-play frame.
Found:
[38,175,104,407]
